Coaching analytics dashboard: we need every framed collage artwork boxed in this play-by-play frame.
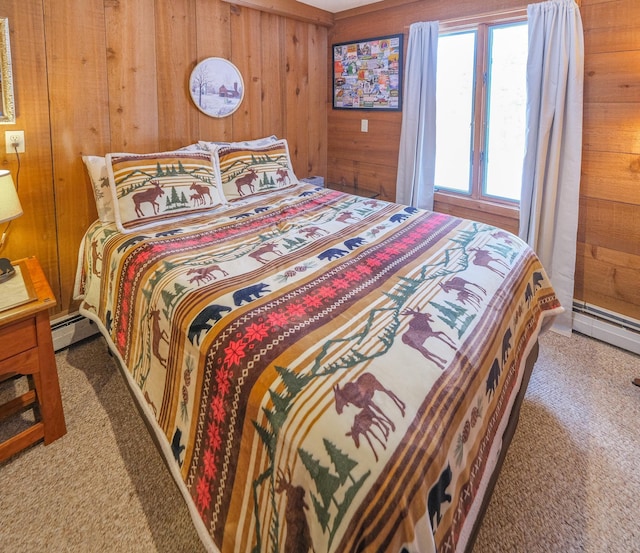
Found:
[332,34,403,111]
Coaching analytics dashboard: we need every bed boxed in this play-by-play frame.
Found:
[75,140,562,553]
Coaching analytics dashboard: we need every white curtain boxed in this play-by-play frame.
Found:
[396,21,439,209]
[520,0,584,335]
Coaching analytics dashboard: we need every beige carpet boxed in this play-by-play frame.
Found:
[1,331,639,552]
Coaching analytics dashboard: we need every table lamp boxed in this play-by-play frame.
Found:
[0,169,22,282]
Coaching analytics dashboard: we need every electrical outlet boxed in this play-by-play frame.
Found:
[361,119,369,133]
[5,130,25,154]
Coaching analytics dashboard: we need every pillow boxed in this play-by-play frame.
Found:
[176,142,206,152]
[197,135,278,153]
[106,150,224,233]
[82,155,115,223]
[216,139,299,202]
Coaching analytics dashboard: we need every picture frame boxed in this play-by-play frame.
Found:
[332,34,403,111]
[189,57,244,118]
[0,18,15,124]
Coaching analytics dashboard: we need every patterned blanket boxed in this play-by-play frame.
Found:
[75,184,561,552]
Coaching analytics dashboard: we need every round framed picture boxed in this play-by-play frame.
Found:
[189,57,244,118]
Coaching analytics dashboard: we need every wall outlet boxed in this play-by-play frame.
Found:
[361,119,368,132]
[5,130,25,154]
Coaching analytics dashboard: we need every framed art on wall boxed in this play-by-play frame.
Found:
[332,34,403,111]
[189,57,244,118]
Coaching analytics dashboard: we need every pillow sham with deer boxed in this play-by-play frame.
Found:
[106,150,224,234]
[215,139,299,203]
[82,155,116,224]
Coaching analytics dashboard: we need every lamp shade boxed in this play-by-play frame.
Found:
[0,169,22,223]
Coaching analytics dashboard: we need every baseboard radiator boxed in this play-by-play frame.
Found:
[572,301,640,356]
[51,304,640,356]
[51,312,100,352]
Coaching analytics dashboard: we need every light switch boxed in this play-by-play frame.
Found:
[361,119,368,133]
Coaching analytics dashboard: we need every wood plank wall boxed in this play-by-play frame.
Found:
[0,0,328,317]
[329,0,640,322]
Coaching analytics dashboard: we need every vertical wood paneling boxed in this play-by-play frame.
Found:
[285,19,310,176]
[3,0,327,317]
[194,0,233,142]
[307,24,327,176]
[155,0,199,150]
[229,7,264,139]
[104,0,160,151]
[0,1,58,305]
[43,0,111,313]
[260,14,286,139]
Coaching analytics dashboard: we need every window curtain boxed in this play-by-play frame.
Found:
[520,0,584,335]
[396,21,439,209]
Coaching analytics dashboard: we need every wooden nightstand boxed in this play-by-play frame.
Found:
[0,257,66,461]
[327,181,380,199]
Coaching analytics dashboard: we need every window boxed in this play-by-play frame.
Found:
[434,20,528,204]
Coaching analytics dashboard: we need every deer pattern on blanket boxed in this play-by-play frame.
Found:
[77,184,562,553]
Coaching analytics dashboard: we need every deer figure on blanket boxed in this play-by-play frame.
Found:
[133,180,164,217]
[438,276,487,309]
[276,168,290,186]
[248,242,282,264]
[334,372,405,431]
[401,308,456,369]
[346,405,394,462]
[189,182,213,205]
[235,169,259,196]
[190,192,204,206]
[90,239,102,277]
[186,264,228,285]
[149,309,169,368]
[275,468,314,553]
[469,247,511,277]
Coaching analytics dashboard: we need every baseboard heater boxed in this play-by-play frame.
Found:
[51,312,100,352]
[572,301,640,356]
[51,303,640,356]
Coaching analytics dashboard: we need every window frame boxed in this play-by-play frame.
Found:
[434,11,527,214]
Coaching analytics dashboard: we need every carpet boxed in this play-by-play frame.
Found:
[1,331,639,552]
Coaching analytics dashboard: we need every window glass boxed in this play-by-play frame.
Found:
[484,23,528,201]
[434,20,528,204]
[434,31,476,195]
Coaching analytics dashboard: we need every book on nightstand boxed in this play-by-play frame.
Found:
[0,260,37,312]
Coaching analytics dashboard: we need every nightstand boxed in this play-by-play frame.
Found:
[0,257,66,461]
[327,182,380,199]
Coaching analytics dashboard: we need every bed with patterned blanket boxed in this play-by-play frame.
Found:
[75,166,561,552]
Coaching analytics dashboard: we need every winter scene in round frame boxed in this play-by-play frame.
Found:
[189,57,244,118]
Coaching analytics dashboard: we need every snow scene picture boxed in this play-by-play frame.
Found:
[189,57,244,118]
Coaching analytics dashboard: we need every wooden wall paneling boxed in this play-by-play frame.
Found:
[43,0,112,314]
[219,0,333,27]
[582,1,640,55]
[584,51,640,104]
[155,0,199,151]
[259,14,286,140]
[194,0,233,143]
[284,19,310,177]
[0,1,59,307]
[229,7,264,140]
[327,156,397,200]
[306,24,328,178]
[574,242,640,321]
[104,0,160,152]
[582,103,640,154]
[577,197,640,257]
[584,26,640,56]
[580,150,640,204]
